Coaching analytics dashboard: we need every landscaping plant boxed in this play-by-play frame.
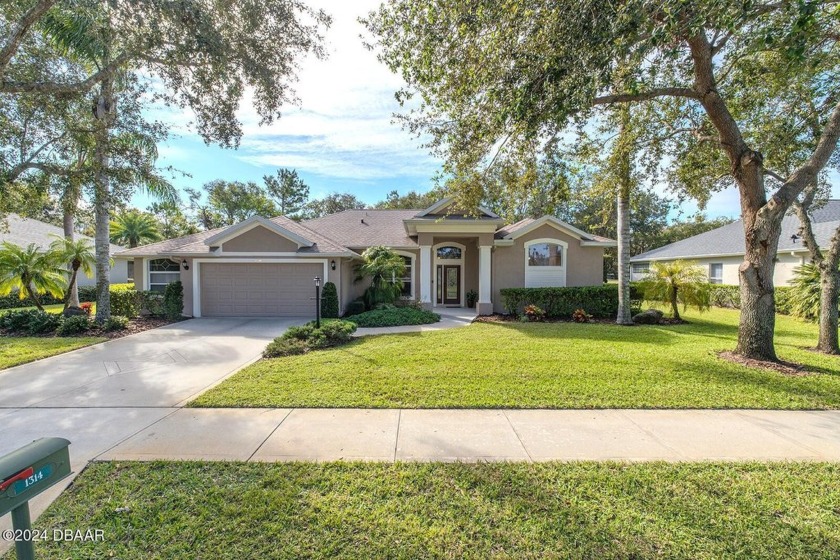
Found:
[0,242,67,311]
[347,307,440,328]
[321,282,339,318]
[163,281,184,320]
[57,315,92,336]
[49,237,96,312]
[263,320,357,358]
[640,261,710,321]
[572,308,592,323]
[524,305,546,322]
[354,246,407,308]
[787,263,822,323]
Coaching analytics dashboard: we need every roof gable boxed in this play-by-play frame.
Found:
[204,216,314,249]
[497,215,615,246]
[414,197,500,219]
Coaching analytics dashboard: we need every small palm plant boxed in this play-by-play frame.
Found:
[354,246,407,308]
[0,242,67,311]
[110,211,162,248]
[641,260,710,321]
[787,263,821,322]
[50,236,97,310]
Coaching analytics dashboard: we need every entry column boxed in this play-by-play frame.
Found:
[419,245,432,309]
[478,245,493,315]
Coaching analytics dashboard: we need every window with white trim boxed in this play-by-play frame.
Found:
[524,239,567,288]
[527,242,563,266]
[709,263,723,284]
[391,255,414,298]
[631,263,649,275]
[148,259,180,292]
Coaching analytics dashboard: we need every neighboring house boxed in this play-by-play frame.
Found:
[630,200,840,285]
[0,214,131,286]
[117,197,615,317]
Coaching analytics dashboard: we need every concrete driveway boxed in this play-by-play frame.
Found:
[0,317,302,545]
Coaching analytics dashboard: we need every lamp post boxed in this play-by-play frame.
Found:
[314,276,321,328]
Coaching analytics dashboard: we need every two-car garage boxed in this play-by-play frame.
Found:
[198,262,325,317]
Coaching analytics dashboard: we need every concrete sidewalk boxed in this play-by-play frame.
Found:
[94,408,840,462]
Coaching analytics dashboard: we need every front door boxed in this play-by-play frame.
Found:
[442,265,461,305]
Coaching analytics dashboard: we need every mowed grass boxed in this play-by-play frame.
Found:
[0,336,105,369]
[17,461,840,559]
[193,307,840,409]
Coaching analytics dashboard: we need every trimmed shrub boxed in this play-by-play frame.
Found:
[263,338,310,358]
[163,281,184,320]
[263,319,357,358]
[57,315,91,336]
[26,311,62,335]
[706,284,796,315]
[344,299,366,317]
[0,310,43,332]
[500,285,643,318]
[321,282,339,318]
[141,292,165,317]
[347,307,441,328]
[110,287,142,318]
[104,315,130,332]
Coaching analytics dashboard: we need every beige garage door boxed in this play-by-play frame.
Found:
[200,262,323,317]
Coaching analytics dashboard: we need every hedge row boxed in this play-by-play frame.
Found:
[500,285,644,318]
[0,283,134,310]
[709,284,795,315]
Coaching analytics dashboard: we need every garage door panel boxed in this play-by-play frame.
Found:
[200,262,322,317]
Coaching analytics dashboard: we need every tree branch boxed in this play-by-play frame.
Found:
[593,87,699,105]
[0,53,132,94]
[774,99,840,206]
[764,168,788,184]
[0,0,58,77]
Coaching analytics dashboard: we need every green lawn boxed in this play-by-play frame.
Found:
[193,307,840,409]
[15,461,840,559]
[0,336,105,369]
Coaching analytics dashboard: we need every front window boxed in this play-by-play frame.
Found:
[709,263,723,284]
[149,259,180,292]
[391,255,413,297]
[631,263,649,275]
[528,243,563,267]
[436,246,462,260]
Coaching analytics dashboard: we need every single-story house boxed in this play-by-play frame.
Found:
[116,197,615,317]
[630,200,840,285]
[0,213,132,285]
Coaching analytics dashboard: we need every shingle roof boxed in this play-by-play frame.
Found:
[0,214,125,254]
[303,209,420,248]
[494,218,534,239]
[631,200,840,262]
[116,214,354,256]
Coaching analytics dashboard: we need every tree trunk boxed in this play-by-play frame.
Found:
[616,186,632,325]
[27,282,44,311]
[93,74,115,323]
[670,285,680,321]
[63,211,80,309]
[817,266,840,354]
[734,162,781,361]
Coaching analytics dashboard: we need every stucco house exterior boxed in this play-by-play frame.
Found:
[0,213,132,285]
[630,200,840,286]
[116,197,615,317]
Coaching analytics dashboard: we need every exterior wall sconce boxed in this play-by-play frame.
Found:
[790,234,799,243]
[330,260,336,271]
[181,259,189,270]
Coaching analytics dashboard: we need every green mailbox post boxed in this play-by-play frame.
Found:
[0,438,72,560]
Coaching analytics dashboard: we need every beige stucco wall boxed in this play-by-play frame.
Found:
[134,258,146,290]
[181,257,194,316]
[491,224,605,313]
[631,252,808,286]
[221,226,299,252]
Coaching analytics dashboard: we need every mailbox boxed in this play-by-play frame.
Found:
[0,438,71,518]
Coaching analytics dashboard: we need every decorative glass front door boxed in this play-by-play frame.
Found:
[442,265,460,305]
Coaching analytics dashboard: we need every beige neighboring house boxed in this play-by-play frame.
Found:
[116,197,615,317]
[629,200,840,286]
[0,213,131,286]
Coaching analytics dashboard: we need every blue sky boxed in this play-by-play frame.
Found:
[132,0,838,222]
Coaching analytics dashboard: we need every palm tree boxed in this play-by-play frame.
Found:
[0,243,67,311]
[354,246,407,308]
[110,211,162,248]
[49,236,96,312]
[641,260,710,321]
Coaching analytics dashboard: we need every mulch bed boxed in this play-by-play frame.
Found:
[1,316,182,340]
[718,351,813,377]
